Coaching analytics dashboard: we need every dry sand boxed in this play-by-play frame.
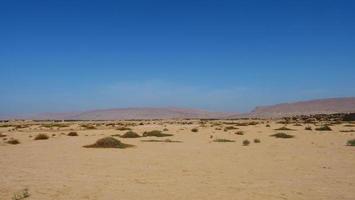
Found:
[1,120,354,200]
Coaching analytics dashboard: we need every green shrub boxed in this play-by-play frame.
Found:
[346,139,355,146]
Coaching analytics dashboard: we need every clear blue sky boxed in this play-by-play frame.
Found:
[1,0,355,116]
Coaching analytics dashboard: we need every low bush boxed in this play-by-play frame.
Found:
[270,133,294,139]
[83,137,134,149]
[34,134,49,140]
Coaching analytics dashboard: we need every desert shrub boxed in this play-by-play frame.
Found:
[141,139,182,143]
[81,124,96,130]
[346,139,355,146]
[0,133,7,137]
[34,134,49,140]
[224,126,238,131]
[191,128,199,132]
[243,140,250,146]
[213,139,235,143]
[254,139,261,143]
[274,127,295,131]
[120,131,141,138]
[116,127,132,131]
[7,138,20,145]
[340,130,355,133]
[235,131,244,135]
[266,124,271,127]
[83,137,134,148]
[294,123,303,126]
[67,132,78,136]
[270,133,294,139]
[315,125,332,131]
[143,130,173,137]
[163,128,169,131]
[12,188,30,200]
[305,126,312,131]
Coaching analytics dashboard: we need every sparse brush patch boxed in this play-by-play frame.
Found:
[213,138,235,143]
[67,132,78,136]
[235,131,244,135]
[340,130,355,133]
[81,124,96,130]
[294,123,303,126]
[346,139,355,146]
[116,127,132,131]
[254,139,261,143]
[315,125,332,131]
[12,188,30,200]
[83,137,134,149]
[0,133,7,137]
[266,124,271,127]
[7,138,20,145]
[141,139,182,143]
[224,126,238,131]
[34,133,49,140]
[344,124,355,127]
[163,128,169,131]
[270,133,294,139]
[191,128,199,132]
[274,127,295,131]
[120,131,141,138]
[143,130,173,137]
[243,140,250,146]
[305,126,312,131]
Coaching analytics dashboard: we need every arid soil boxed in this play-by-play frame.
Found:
[1,120,354,200]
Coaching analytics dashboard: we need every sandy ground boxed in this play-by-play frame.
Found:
[1,120,355,200]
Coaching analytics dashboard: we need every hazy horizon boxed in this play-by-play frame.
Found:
[1,1,355,116]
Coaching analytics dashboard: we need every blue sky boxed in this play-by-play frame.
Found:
[1,0,355,115]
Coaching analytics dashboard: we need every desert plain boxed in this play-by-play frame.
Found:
[1,119,354,200]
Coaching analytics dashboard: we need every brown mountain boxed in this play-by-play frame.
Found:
[237,97,355,118]
[23,107,235,120]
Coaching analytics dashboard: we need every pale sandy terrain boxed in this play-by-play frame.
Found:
[1,120,355,200]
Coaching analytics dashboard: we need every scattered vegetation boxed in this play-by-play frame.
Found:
[305,126,312,131]
[270,133,294,139]
[143,130,173,137]
[315,125,332,131]
[0,133,7,137]
[34,134,49,140]
[83,137,134,148]
[346,139,355,146]
[213,139,235,143]
[7,138,20,145]
[120,131,141,138]
[67,132,79,136]
[266,124,271,127]
[340,130,355,133]
[163,128,169,131]
[243,140,250,146]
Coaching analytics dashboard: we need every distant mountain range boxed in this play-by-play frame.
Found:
[17,107,235,120]
[234,97,355,118]
[2,97,355,120]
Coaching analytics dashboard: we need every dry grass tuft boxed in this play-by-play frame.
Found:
[120,131,141,138]
[7,138,20,145]
[143,130,173,137]
[34,134,49,140]
[270,133,294,139]
[67,132,78,136]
